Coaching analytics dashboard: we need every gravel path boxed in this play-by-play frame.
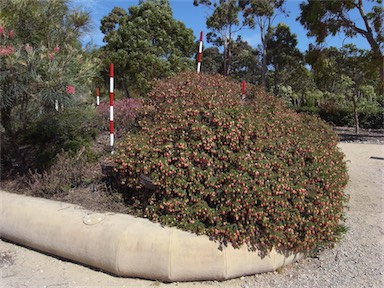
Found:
[1,143,383,288]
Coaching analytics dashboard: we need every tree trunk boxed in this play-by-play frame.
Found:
[375,54,384,93]
[122,76,131,98]
[226,39,232,76]
[260,16,271,87]
[355,0,383,91]
[226,24,232,76]
[273,63,279,96]
[352,93,359,135]
[261,39,267,86]
[223,36,229,76]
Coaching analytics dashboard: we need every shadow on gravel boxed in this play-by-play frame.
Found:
[333,127,384,143]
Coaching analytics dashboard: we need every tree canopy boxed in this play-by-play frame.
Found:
[239,0,286,85]
[266,23,303,97]
[298,0,383,88]
[195,0,246,76]
[100,0,196,96]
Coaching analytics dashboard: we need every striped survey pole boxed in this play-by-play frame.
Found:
[96,87,100,106]
[109,64,114,149]
[197,31,203,73]
[241,81,246,101]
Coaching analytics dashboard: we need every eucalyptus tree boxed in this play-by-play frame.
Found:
[238,0,286,86]
[299,0,383,91]
[194,0,247,76]
[100,0,195,96]
[266,23,303,97]
[306,44,381,132]
[200,46,223,74]
[229,37,260,83]
[206,0,242,76]
[199,37,260,83]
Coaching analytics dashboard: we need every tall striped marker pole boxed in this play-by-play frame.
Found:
[109,64,114,149]
[197,31,203,73]
[241,81,246,101]
[96,87,100,106]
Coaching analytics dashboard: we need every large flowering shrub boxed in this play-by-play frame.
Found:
[114,72,348,253]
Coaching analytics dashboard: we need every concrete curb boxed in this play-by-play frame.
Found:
[0,190,303,282]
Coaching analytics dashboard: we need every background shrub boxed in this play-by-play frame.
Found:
[22,106,100,169]
[24,150,102,197]
[318,101,384,129]
[114,72,349,254]
[97,98,142,137]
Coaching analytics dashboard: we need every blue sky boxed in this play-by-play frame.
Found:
[71,0,372,52]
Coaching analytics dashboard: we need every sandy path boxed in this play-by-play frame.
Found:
[1,143,383,288]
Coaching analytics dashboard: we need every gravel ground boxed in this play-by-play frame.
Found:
[1,142,383,288]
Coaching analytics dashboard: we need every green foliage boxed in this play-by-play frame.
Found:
[200,38,261,83]
[0,0,100,176]
[100,0,195,96]
[200,46,223,74]
[0,0,100,137]
[204,0,244,76]
[266,23,303,97]
[230,37,261,83]
[24,106,100,167]
[239,0,287,85]
[304,44,382,129]
[0,0,90,48]
[319,104,384,129]
[299,0,383,49]
[299,0,383,90]
[114,72,349,253]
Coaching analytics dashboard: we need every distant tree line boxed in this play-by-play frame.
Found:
[100,0,382,131]
[192,0,383,132]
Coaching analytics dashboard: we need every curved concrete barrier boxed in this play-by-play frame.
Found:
[0,190,303,281]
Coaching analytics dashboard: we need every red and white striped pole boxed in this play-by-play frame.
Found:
[197,31,203,73]
[96,87,100,106]
[241,81,246,101]
[109,64,114,149]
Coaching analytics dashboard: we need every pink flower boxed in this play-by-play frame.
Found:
[25,44,33,52]
[54,46,60,53]
[66,85,76,94]
[8,30,14,38]
[0,26,4,34]
[0,45,14,56]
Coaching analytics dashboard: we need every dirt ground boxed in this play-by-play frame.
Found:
[1,142,383,288]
